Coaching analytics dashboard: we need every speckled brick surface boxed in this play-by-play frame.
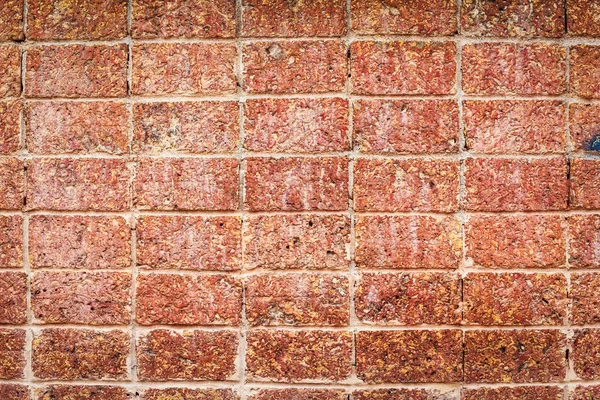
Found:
[0,272,26,324]
[0,215,22,268]
[570,159,600,209]
[0,384,28,400]
[0,158,24,210]
[35,385,132,400]
[570,103,600,152]
[569,214,600,268]
[571,45,600,99]
[567,0,600,36]
[142,388,239,400]
[0,100,21,154]
[461,386,564,400]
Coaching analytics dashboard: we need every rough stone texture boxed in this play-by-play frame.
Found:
[571,273,600,324]
[137,329,238,381]
[353,389,456,400]
[463,100,566,154]
[461,386,564,400]
[142,388,239,400]
[35,386,132,400]
[465,215,566,268]
[464,330,566,383]
[246,330,352,382]
[243,214,350,270]
[132,43,237,96]
[570,159,600,209]
[0,0,23,41]
[567,0,600,36]
[353,159,460,212]
[0,215,23,269]
[355,272,461,325]
[26,44,128,98]
[0,385,28,400]
[245,273,349,326]
[572,329,600,380]
[243,41,346,94]
[570,103,600,152]
[462,43,566,95]
[571,385,600,400]
[356,330,463,383]
[571,45,600,99]
[137,216,241,271]
[0,272,27,324]
[0,329,25,379]
[0,158,24,210]
[244,98,349,153]
[0,100,21,154]
[249,389,346,400]
[351,41,456,95]
[134,158,239,211]
[132,0,236,39]
[136,273,242,325]
[464,158,568,211]
[0,45,21,98]
[32,328,129,380]
[133,101,239,154]
[569,214,600,269]
[245,157,348,211]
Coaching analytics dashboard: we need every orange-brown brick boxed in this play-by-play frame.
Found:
[142,388,239,400]
[0,384,28,400]
[356,330,462,383]
[571,45,600,99]
[353,388,456,400]
[137,329,238,381]
[0,0,23,41]
[571,273,600,324]
[0,158,24,210]
[35,386,132,400]
[136,216,241,271]
[0,329,25,379]
[570,104,600,152]
[0,45,21,98]
[136,273,242,326]
[569,214,600,269]
[0,272,26,324]
[0,215,22,268]
[570,159,600,209]
[572,329,600,380]
[461,386,563,400]
[571,385,600,400]
[246,330,352,382]
[462,43,566,95]
[249,389,346,400]
[567,0,600,37]
[351,41,456,95]
[464,330,566,383]
[0,101,21,154]
[245,157,348,211]
[244,98,349,153]
[355,272,461,325]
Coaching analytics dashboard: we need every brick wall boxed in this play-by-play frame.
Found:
[1,0,600,399]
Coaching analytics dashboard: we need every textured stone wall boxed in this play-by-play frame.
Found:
[1,0,600,399]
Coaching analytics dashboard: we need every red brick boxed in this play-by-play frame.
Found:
[464,158,568,211]
[353,388,455,400]
[570,159,600,209]
[571,385,600,400]
[462,43,566,95]
[246,273,349,326]
[0,101,21,154]
[27,158,129,211]
[0,385,28,400]
[0,45,20,98]
[26,44,128,98]
[567,0,600,37]
[27,0,126,40]
[245,157,348,211]
[353,159,460,212]
[136,273,242,326]
[354,100,459,154]
[132,43,237,96]
[464,330,566,383]
[142,388,239,400]
[32,328,129,380]
[461,0,564,37]
[132,0,235,39]
[134,158,239,211]
[241,0,346,37]
[572,329,600,379]
[243,41,346,94]
[570,104,600,152]
[244,98,349,153]
[35,386,131,400]
[571,45,600,99]
[351,41,456,95]
[351,0,457,35]
[461,386,563,400]
[356,330,463,383]
[133,101,238,154]
[355,215,461,269]
[0,272,26,324]
[137,216,241,271]
[569,214,600,269]
[0,158,24,210]
[137,329,238,381]
[0,215,22,268]
[464,100,566,154]
[465,215,565,268]
[0,0,24,41]
[243,214,350,270]
[246,329,352,382]
[572,273,600,324]
[249,389,346,400]
[0,329,25,379]
[355,272,461,325]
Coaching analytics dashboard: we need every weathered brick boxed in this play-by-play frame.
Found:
[461,386,563,400]
[570,103,600,152]
[572,329,600,380]
[132,0,235,39]
[353,388,456,400]
[354,100,459,154]
[572,273,600,324]
[26,44,128,98]
[0,45,21,98]
[243,41,346,94]
[245,157,348,211]
[464,330,566,383]
[32,328,129,380]
[569,214,600,269]
[27,0,127,40]
[0,272,26,324]
[136,273,242,326]
[249,389,346,400]
[571,45,600,99]
[0,101,21,154]
[570,159,600,209]
[462,43,566,95]
[35,386,131,400]
[356,330,463,383]
[464,158,568,211]
[246,330,352,382]
[0,215,22,268]
[134,158,239,211]
[0,0,23,41]
[243,214,350,270]
[0,158,24,210]
[355,272,461,325]
[244,98,349,153]
[142,388,239,400]
[351,0,457,35]
[571,385,600,400]
[461,0,564,37]
[567,0,600,37]
[464,100,566,154]
[0,384,28,400]
[463,273,567,325]
[137,216,241,271]
[133,101,239,154]
[465,215,565,268]
[353,159,460,212]
[246,273,349,326]
[137,329,238,381]
[355,215,462,269]
[132,43,237,96]
[0,329,25,379]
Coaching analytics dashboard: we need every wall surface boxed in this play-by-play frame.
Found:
[1,0,600,399]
